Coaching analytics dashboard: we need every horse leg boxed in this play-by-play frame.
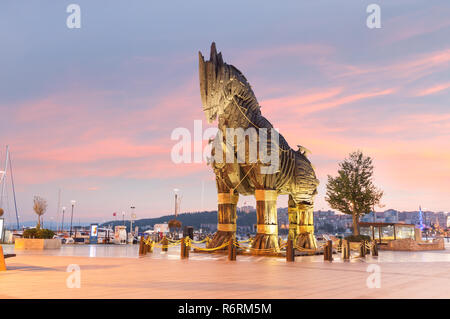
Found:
[209,192,239,248]
[288,195,299,242]
[296,202,318,250]
[208,171,239,248]
[251,189,279,254]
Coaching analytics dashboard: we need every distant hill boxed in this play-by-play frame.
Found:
[100,210,259,231]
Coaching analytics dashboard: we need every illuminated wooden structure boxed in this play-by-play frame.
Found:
[199,43,319,252]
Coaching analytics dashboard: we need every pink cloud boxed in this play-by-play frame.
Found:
[261,88,395,117]
[416,82,450,96]
[231,43,335,68]
[381,6,450,45]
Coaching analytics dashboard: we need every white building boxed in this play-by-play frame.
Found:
[153,223,169,233]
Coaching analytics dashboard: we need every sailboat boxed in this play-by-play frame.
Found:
[0,145,20,230]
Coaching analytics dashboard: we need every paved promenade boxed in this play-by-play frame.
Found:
[2,244,450,298]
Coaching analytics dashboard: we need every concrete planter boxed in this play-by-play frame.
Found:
[380,238,445,251]
[14,238,62,250]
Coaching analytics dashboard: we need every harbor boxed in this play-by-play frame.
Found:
[0,1,449,305]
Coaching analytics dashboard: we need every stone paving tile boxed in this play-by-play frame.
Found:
[2,248,450,298]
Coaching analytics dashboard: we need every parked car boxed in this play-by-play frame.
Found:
[64,237,74,244]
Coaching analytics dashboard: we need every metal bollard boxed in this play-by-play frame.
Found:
[286,238,295,262]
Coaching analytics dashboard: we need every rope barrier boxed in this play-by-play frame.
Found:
[190,238,209,244]
[234,242,283,253]
[166,238,182,243]
[294,245,317,252]
[190,240,230,251]
[142,236,330,254]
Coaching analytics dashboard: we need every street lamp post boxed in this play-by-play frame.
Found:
[130,206,136,237]
[61,206,66,233]
[122,211,125,226]
[69,200,76,237]
[174,189,179,218]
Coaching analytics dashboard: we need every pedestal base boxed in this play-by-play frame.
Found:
[296,232,318,250]
[208,231,234,249]
[251,233,280,254]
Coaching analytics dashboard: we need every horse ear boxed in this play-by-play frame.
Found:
[210,42,217,62]
[217,52,223,66]
[199,51,207,107]
[210,42,224,68]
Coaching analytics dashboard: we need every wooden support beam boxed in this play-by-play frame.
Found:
[328,240,333,262]
[371,242,378,256]
[286,238,295,262]
[180,237,189,259]
[324,240,333,262]
[162,236,168,252]
[342,239,350,261]
[148,240,153,254]
[360,240,366,258]
[228,238,236,261]
[139,236,144,256]
[180,237,185,258]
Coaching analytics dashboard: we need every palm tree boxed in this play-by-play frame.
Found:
[33,196,47,229]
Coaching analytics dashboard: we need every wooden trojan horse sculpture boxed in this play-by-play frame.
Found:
[199,43,319,252]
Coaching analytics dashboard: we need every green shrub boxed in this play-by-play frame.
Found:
[344,234,371,242]
[23,228,55,239]
[23,228,38,238]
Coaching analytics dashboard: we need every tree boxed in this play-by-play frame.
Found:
[325,151,383,236]
[33,196,47,229]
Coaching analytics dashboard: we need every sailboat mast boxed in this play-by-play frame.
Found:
[56,188,61,232]
[0,145,9,209]
[9,152,20,229]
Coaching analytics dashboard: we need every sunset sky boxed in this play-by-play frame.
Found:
[0,1,449,225]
